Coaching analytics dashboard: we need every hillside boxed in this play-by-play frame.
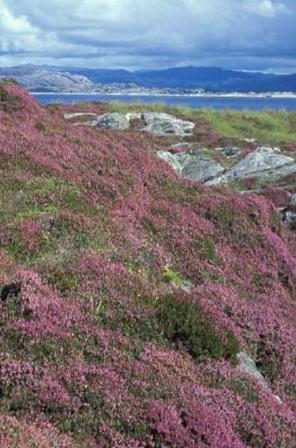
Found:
[1,65,296,93]
[63,65,296,92]
[0,82,296,447]
[0,66,94,92]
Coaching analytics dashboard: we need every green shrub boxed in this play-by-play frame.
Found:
[199,237,219,263]
[0,84,21,113]
[162,267,183,285]
[142,216,158,235]
[44,266,77,295]
[156,295,239,362]
[35,121,48,134]
[231,380,259,403]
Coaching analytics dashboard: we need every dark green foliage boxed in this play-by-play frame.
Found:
[0,328,25,355]
[6,390,37,416]
[162,267,183,284]
[59,411,102,441]
[44,266,78,295]
[270,210,281,234]
[32,339,60,361]
[35,121,48,134]
[101,304,162,344]
[0,85,22,113]
[225,331,240,365]
[231,380,259,403]
[285,385,296,399]
[199,237,219,263]
[205,206,234,230]
[156,295,239,362]
[142,216,158,235]
[255,338,282,383]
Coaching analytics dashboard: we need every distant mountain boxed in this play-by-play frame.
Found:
[135,66,256,89]
[63,65,296,92]
[0,65,94,92]
[0,64,295,92]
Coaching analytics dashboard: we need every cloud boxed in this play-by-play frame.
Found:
[0,0,295,72]
[0,2,31,34]
[242,0,288,18]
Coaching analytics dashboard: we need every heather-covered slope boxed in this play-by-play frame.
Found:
[0,83,295,447]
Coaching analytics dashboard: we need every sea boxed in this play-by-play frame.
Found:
[32,93,296,111]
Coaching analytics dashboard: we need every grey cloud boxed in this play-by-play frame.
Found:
[0,0,295,72]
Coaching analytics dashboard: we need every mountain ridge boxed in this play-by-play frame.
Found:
[1,64,296,92]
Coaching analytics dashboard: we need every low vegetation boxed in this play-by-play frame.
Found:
[156,294,239,363]
[109,101,296,144]
[192,108,296,144]
[0,82,295,447]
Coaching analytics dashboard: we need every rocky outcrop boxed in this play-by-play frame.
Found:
[157,145,296,195]
[216,145,241,158]
[87,112,195,136]
[64,112,97,120]
[88,113,130,130]
[284,210,296,228]
[279,193,296,230]
[157,150,225,182]
[237,352,282,402]
[207,147,296,185]
[237,352,268,388]
[289,193,296,208]
[1,69,95,92]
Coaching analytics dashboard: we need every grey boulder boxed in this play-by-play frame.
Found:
[278,206,296,230]
[157,150,225,182]
[180,280,195,293]
[64,112,97,120]
[237,352,268,388]
[88,113,130,130]
[289,193,296,208]
[208,147,296,185]
[139,112,195,136]
[237,352,282,402]
[284,210,296,228]
[87,112,195,136]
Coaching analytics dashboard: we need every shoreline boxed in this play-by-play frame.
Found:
[31,91,296,99]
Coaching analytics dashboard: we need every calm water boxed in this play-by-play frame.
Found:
[32,93,296,111]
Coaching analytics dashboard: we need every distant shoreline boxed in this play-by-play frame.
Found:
[31,91,296,99]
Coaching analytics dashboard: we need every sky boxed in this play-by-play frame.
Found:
[0,0,295,73]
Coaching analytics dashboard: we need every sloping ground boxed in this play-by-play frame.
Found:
[0,83,296,447]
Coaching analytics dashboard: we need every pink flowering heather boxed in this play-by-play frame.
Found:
[0,83,295,447]
[19,219,43,254]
